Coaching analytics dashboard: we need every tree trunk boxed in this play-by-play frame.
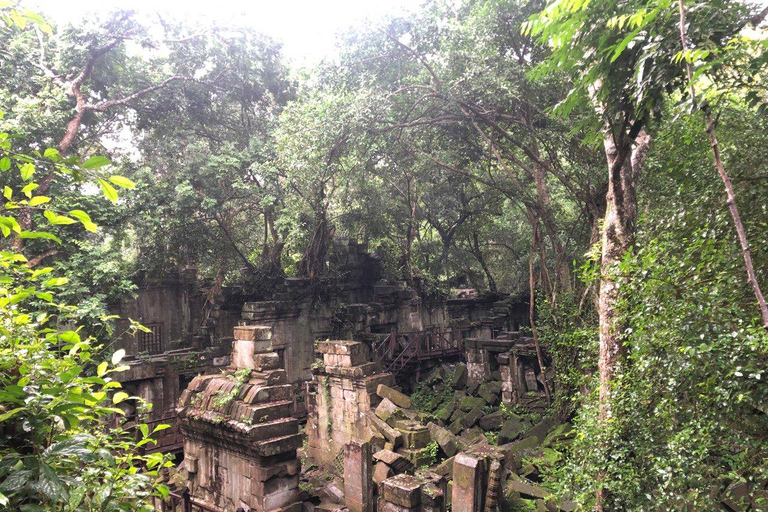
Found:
[594,125,650,511]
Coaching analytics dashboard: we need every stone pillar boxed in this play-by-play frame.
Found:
[344,441,373,512]
[452,454,486,512]
[465,340,491,388]
[177,325,302,512]
[306,340,395,468]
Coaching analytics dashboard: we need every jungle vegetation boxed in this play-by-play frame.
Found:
[1,0,767,510]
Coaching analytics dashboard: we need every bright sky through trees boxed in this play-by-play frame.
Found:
[28,0,421,64]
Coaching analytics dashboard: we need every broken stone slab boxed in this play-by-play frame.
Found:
[498,416,524,445]
[450,364,468,389]
[450,408,467,424]
[367,412,403,448]
[373,449,413,473]
[373,461,394,485]
[478,410,504,431]
[458,396,486,412]
[382,474,423,508]
[448,418,464,436]
[507,477,552,500]
[461,405,484,429]
[434,401,455,423]
[466,381,480,395]
[477,385,498,406]
[433,456,455,478]
[398,447,433,468]
[394,420,431,450]
[427,422,458,457]
[375,398,404,424]
[524,417,557,444]
[323,481,346,504]
[377,384,412,409]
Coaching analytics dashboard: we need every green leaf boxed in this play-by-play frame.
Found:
[97,362,108,377]
[97,179,118,203]
[37,463,68,502]
[18,231,62,244]
[43,148,60,160]
[0,407,24,423]
[19,163,34,181]
[0,157,10,172]
[112,391,129,404]
[81,156,111,169]
[28,196,50,206]
[44,277,68,287]
[68,210,97,232]
[20,183,38,198]
[111,348,126,365]
[2,187,10,200]
[43,210,76,225]
[108,175,135,189]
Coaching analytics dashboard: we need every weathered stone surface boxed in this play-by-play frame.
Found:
[253,352,281,371]
[434,401,454,423]
[382,474,423,508]
[477,385,498,406]
[399,447,433,467]
[394,420,431,450]
[452,453,486,512]
[324,362,380,378]
[450,364,468,389]
[498,417,523,445]
[373,461,394,484]
[373,449,413,473]
[524,418,556,444]
[458,396,486,412]
[315,340,369,356]
[376,398,404,424]
[478,410,504,431]
[524,369,538,392]
[323,351,369,368]
[344,441,373,512]
[427,422,458,457]
[367,412,403,448]
[377,497,418,512]
[461,406,484,429]
[506,478,551,500]
[377,384,412,409]
[433,456,455,477]
[234,325,273,342]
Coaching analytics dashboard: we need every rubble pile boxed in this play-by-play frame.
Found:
[363,363,577,511]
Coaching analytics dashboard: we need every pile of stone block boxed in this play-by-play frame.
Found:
[177,325,302,512]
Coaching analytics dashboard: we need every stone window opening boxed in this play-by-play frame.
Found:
[139,323,163,354]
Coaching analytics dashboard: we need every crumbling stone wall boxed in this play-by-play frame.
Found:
[177,325,302,512]
[305,340,395,467]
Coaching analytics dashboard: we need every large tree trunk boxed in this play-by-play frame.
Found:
[595,126,650,510]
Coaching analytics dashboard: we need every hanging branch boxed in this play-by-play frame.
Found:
[529,218,552,405]
[678,0,768,329]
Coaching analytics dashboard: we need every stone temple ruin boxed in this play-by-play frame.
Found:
[132,242,580,512]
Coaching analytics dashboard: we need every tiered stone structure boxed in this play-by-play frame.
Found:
[306,340,395,467]
[177,325,302,512]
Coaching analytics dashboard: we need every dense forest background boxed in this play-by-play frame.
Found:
[1,0,768,510]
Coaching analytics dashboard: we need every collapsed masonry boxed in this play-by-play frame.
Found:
[307,339,575,512]
[176,325,302,512]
